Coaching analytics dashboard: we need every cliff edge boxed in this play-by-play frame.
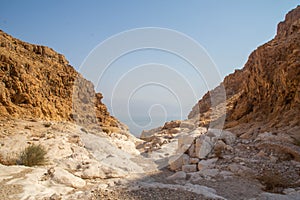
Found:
[188,6,300,140]
[0,30,125,133]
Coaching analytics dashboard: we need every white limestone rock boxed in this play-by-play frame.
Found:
[195,135,214,159]
[51,167,86,188]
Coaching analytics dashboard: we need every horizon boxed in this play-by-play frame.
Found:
[1,1,299,136]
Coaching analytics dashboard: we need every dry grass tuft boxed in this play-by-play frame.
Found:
[257,169,292,193]
[18,144,47,166]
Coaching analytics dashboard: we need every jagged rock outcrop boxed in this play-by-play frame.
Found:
[0,30,123,132]
[188,69,244,120]
[188,6,300,140]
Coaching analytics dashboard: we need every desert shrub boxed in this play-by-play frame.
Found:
[18,144,47,166]
[257,169,291,193]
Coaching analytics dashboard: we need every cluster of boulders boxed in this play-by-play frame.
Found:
[168,128,236,173]
[139,120,198,152]
[139,120,238,174]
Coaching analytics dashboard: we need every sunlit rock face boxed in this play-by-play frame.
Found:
[188,6,300,139]
[0,30,125,133]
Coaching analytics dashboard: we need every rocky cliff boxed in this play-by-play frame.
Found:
[188,6,300,140]
[0,30,124,132]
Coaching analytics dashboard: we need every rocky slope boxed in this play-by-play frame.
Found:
[136,6,300,199]
[189,6,300,140]
[0,31,123,133]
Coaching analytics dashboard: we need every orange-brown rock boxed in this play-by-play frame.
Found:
[0,30,124,132]
[188,6,300,139]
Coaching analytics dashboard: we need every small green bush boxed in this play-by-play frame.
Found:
[19,144,47,166]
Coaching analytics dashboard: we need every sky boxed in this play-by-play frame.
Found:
[1,1,299,135]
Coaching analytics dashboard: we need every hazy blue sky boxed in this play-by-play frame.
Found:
[1,1,299,135]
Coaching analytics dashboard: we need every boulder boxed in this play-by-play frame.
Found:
[213,140,226,157]
[206,129,222,138]
[195,135,214,159]
[182,164,197,173]
[219,130,236,145]
[190,169,220,182]
[191,127,207,135]
[189,157,199,164]
[51,167,86,188]
[169,127,181,134]
[188,143,196,157]
[179,121,195,130]
[182,154,190,165]
[166,171,187,181]
[177,133,197,153]
[198,158,218,171]
[169,154,190,171]
[80,162,107,179]
[207,129,236,145]
[199,169,219,179]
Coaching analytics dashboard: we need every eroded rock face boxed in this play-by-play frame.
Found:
[0,30,123,132]
[188,6,300,138]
